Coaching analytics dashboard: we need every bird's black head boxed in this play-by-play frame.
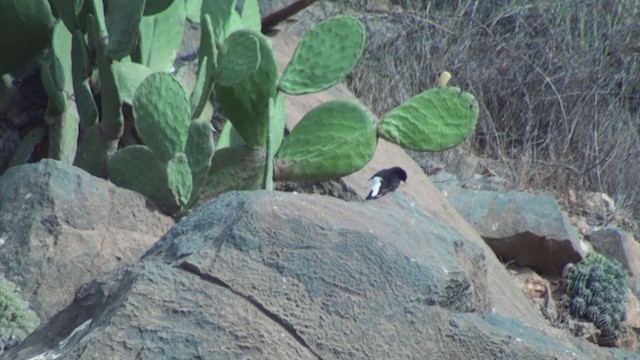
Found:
[390,167,407,182]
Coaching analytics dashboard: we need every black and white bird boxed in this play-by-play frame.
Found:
[365,167,407,200]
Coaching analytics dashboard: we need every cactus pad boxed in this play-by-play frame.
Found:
[113,62,155,104]
[0,0,53,74]
[216,30,261,87]
[133,72,191,162]
[279,15,365,95]
[105,0,145,60]
[216,121,246,150]
[274,100,376,181]
[191,14,217,119]
[107,145,180,214]
[185,118,215,205]
[216,30,278,148]
[203,146,266,199]
[72,29,98,127]
[378,87,479,151]
[143,0,175,15]
[167,152,193,207]
[74,124,119,177]
[138,0,186,72]
[240,0,261,32]
[202,0,237,42]
[9,127,47,168]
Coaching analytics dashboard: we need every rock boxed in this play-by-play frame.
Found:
[587,228,640,297]
[625,289,640,331]
[8,191,634,359]
[0,159,174,322]
[445,190,586,275]
[272,32,561,326]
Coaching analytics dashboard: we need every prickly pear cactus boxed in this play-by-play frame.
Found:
[0,0,54,75]
[132,73,191,162]
[274,100,377,181]
[215,30,261,87]
[216,30,278,148]
[279,15,365,95]
[108,72,214,214]
[105,0,145,60]
[107,145,181,214]
[378,87,479,151]
[563,252,628,344]
[137,0,186,72]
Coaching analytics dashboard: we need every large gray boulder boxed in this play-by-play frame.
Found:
[7,191,633,359]
[446,189,586,275]
[0,160,174,321]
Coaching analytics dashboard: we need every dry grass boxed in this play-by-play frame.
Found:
[287,0,640,225]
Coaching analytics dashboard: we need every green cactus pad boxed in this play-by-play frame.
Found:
[167,152,193,207]
[216,30,278,148]
[143,0,175,15]
[40,54,67,118]
[274,100,376,181]
[105,0,145,60]
[191,14,217,119]
[49,107,79,163]
[264,94,285,189]
[0,0,53,75]
[71,29,98,127]
[185,0,201,23]
[50,0,84,32]
[133,72,191,162]
[216,30,261,87]
[378,87,479,151]
[185,118,215,205]
[202,0,237,41]
[113,62,155,104]
[97,56,124,140]
[138,0,186,72]
[270,93,286,153]
[279,16,365,95]
[216,121,246,150]
[74,124,119,177]
[8,127,47,168]
[107,145,179,214]
[202,146,266,199]
[241,0,261,32]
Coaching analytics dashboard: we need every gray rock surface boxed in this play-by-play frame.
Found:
[587,227,640,297]
[0,159,174,321]
[8,191,634,359]
[446,189,585,275]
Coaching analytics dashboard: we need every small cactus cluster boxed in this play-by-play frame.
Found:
[0,0,480,216]
[563,252,628,343]
[0,274,39,354]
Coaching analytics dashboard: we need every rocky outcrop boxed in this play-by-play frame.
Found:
[0,160,174,322]
[8,191,634,360]
[587,228,640,297]
[445,189,586,275]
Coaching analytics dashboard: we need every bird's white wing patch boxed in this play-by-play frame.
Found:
[367,176,382,198]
